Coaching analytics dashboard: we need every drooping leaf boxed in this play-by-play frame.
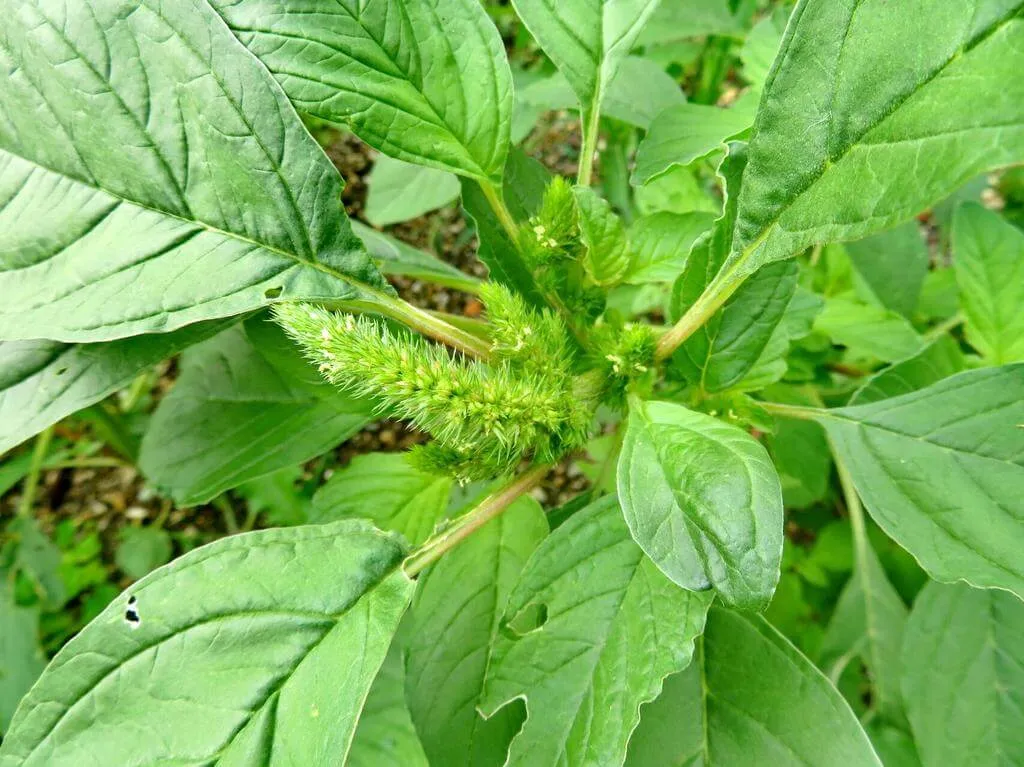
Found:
[850,336,967,405]
[511,0,663,125]
[0,521,414,766]
[633,102,754,186]
[0,581,45,734]
[817,366,1024,598]
[618,399,784,610]
[480,496,712,767]
[517,56,686,130]
[953,202,1024,364]
[353,221,482,294]
[214,0,513,182]
[348,644,429,767]
[625,212,716,284]
[846,222,930,319]
[312,453,453,546]
[814,296,925,363]
[901,582,1024,767]
[0,0,387,343]
[626,608,882,766]
[0,321,231,454]
[364,155,461,227]
[574,186,630,286]
[139,322,372,505]
[819,540,908,726]
[731,0,1024,280]
[405,497,547,767]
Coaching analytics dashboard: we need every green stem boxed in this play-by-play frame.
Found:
[403,464,549,577]
[18,426,54,518]
[925,311,965,341]
[589,425,624,498]
[481,180,521,243]
[577,106,601,187]
[655,264,746,360]
[760,401,823,421]
[213,496,240,536]
[836,451,869,560]
[341,292,494,361]
[48,457,127,470]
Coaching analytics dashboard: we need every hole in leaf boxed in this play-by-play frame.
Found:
[503,602,548,638]
[264,286,283,299]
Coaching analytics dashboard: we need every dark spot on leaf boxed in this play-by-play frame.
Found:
[125,595,141,628]
[55,367,68,376]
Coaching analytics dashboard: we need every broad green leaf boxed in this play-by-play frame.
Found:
[740,7,789,88]
[405,498,547,767]
[0,582,45,734]
[7,517,65,610]
[867,725,922,767]
[480,497,712,767]
[139,323,372,505]
[114,527,174,581]
[0,521,414,767]
[236,465,311,527]
[348,645,429,767]
[0,322,230,454]
[626,608,882,766]
[511,0,663,125]
[618,399,784,610]
[670,144,802,392]
[953,202,1024,364]
[364,156,461,227]
[353,221,483,294]
[625,212,716,284]
[818,366,1024,598]
[633,103,754,186]
[575,186,630,286]
[767,392,832,509]
[917,268,961,322]
[517,56,685,130]
[814,297,925,363]
[214,0,513,182]
[635,165,718,216]
[461,149,550,307]
[636,0,744,45]
[850,336,967,406]
[902,582,1024,767]
[846,222,930,318]
[0,0,387,343]
[312,453,453,546]
[819,541,908,726]
[734,286,824,392]
[731,0,1024,280]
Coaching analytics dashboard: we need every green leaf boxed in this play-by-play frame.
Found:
[867,724,922,767]
[517,56,685,130]
[214,0,513,182]
[633,103,754,186]
[846,222,930,318]
[767,396,832,509]
[0,582,45,734]
[139,322,372,505]
[850,336,967,406]
[734,286,824,392]
[312,453,453,546]
[352,221,482,294]
[625,212,715,284]
[511,0,662,124]
[0,521,413,767]
[740,8,789,88]
[364,155,461,227]
[8,517,65,610]
[626,608,882,766]
[405,497,547,767]
[814,296,925,363]
[348,644,429,767]
[0,1,387,343]
[732,0,1024,279]
[819,541,908,726]
[635,165,718,216]
[114,527,174,581]
[818,366,1024,598]
[461,149,549,307]
[953,202,1024,364]
[901,582,1024,767]
[0,322,230,454]
[236,465,311,528]
[574,186,630,286]
[636,0,744,45]
[618,399,784,610]
[480,496,712,767]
